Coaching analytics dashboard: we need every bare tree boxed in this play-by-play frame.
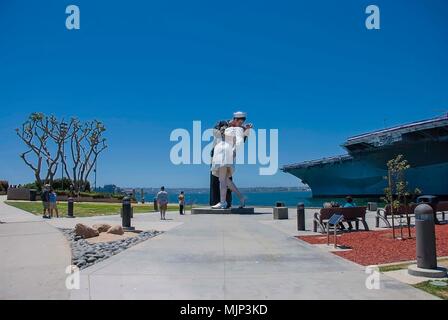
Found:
[61,119,107,193]
[15,113,55,189]
[16,113,107,192]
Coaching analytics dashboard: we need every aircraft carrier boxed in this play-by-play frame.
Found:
[282,115,448,197]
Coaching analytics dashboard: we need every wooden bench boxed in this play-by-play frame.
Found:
[435,201,448,222]
[376,202,447,228]
[313,206,369,233]
[375,204,416,228]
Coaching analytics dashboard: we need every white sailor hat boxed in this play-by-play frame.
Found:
[233,111,247,119]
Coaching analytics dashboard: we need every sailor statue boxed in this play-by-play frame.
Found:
[209,111,253,209]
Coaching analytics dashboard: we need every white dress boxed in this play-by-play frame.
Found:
[211,126,248,177]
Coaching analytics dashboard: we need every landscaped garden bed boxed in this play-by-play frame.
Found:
[298,224,448,266]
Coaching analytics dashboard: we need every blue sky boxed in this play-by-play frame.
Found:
[0,0,447,188]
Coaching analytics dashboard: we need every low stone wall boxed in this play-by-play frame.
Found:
[7,188,31,200]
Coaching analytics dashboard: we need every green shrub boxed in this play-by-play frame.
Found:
[0,180,8,192]
[55,190,69,196]
[23,181,40,190]
[51,178,73,191]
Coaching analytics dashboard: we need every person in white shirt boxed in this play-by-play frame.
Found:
[156,186,169,220]
[211,111,252,209]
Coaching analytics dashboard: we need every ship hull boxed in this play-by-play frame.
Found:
[284,140,448,197]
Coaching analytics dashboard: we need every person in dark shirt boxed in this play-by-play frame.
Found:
[41,184,50,219]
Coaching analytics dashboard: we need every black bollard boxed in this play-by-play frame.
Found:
[153,198,158,211]
[415,204,437,269]
[122,196,135,231]
[408,204,447,278]
[67,197,75,218]
[297,203,305,231]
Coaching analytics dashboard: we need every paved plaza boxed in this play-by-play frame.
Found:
[0,196,436,299]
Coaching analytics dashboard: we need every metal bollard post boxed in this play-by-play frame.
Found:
[67,197,75,218]
[415,204,437,269]
[122,196,135,231]
[408,204,447,278]
[297,203,305,231]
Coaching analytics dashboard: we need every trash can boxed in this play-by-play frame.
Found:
[275,201,285,207]
[29,189,37,201]
[417,195,439,223]
[273,207,288,219]
[367,202,378,211]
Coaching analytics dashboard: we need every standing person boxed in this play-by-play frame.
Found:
[178,191,185,215]
[41,184,50,219]
[210,111,253,209]
[156,186,169,220]
[49,188,59,218]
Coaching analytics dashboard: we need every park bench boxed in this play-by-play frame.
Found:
[435,201,448,222]
[375,204,417,228]
[313,206,369,233]
[376,202,448,228]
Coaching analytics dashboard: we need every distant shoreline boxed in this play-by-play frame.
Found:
[120,186,311,193]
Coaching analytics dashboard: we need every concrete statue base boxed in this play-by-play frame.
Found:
[191,207,255,215]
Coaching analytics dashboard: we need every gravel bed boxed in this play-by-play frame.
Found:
[60,228,162,269]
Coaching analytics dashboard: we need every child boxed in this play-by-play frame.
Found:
[49,188,59,218]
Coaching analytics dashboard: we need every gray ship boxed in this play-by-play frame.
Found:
[282,115,448,197]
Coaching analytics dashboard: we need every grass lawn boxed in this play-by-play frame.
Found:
[413,280,448,300]
[378,258,448,273]
[378,258,448,299]
[378,263,412,273]
[5,201,180,217]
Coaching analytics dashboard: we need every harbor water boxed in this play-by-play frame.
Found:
[138,191,383,208]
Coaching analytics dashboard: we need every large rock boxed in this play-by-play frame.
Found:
[107,225,124,235]
[74,223,99,239]
[92,223,112,233]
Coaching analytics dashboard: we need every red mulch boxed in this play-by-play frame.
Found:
[297,224,448,266]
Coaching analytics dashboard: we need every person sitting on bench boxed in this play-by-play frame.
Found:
[342,196,356,230]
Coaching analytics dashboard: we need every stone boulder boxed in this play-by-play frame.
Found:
[74,223,99,239]
[107,225,124,235]
[92,223,112,233]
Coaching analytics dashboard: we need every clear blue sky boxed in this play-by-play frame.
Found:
[0,0,447,188]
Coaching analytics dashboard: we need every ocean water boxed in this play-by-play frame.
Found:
[139,191,383,208]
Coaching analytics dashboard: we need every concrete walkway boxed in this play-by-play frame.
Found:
[0,199,437,300]
[68,209,435,300]
[0,196,71,299]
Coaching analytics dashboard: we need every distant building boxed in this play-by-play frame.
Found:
[96,184,120,194]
